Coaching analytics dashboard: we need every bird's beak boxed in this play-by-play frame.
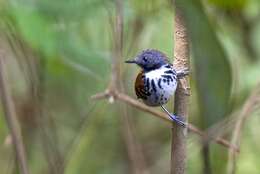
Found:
[125,60,136,64]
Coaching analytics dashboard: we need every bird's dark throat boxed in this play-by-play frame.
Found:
[142,63,164,72]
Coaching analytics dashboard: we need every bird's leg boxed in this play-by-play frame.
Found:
[161,105,187,127]
[176,68,189,79]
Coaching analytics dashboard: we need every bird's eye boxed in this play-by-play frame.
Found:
[143,56,148,62]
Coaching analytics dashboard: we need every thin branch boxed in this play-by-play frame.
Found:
[227,84,260,174]
[0,53,30,174]
[91,90,110,100]
[91,92,238,152]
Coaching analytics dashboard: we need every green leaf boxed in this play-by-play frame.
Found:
[11,6,58,56]
[176,0,232,128]
[208,0,247,10]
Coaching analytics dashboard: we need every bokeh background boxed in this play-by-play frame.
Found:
[0,0,260,174]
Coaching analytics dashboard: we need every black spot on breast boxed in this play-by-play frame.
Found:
[160,95,164,101]
[164,70,174,75]
[173,74,177,80]
[158,78,162,89]
[162,75,174,82]
[151,79,157,93]
[142,88,151,97]
[145,78,150,91]
[165,65,171,68]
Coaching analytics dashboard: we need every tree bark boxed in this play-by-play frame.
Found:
[171,1,190,173]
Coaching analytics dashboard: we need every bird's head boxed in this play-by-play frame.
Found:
[125,49,169,71]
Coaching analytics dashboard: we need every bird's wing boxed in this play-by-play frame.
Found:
[134,71,148,100]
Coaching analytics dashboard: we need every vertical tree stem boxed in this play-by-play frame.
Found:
[0,54,30,174]
[109,0,123,92]
[113,1,149,173]
[171,1,190,174]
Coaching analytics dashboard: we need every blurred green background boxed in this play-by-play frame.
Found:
[0,0,260,174]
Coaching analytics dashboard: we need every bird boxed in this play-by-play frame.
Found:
[125,49,188,126]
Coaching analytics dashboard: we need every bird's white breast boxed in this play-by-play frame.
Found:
[142,65,177,106]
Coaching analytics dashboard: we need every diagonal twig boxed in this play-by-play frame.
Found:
[91,91,239,152]
[227,84,260,174]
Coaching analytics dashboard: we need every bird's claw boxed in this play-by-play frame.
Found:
[161,105,187,127]
[176,68,189,79]
[169,114,187,127]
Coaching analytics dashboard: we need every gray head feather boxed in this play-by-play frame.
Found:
[126,49,169,71]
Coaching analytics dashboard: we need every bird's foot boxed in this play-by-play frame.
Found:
[160,105,187,127]
[176,68,189,79]
[169,114,187,127]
